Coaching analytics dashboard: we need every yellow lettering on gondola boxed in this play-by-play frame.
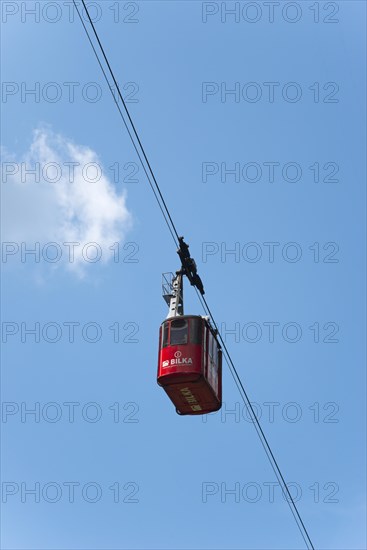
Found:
[179,387,202,410]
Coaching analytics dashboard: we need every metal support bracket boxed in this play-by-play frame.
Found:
[162,271,184,318]
[161,237,204,318]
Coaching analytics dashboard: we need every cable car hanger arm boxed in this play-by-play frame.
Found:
[162,237,204,319]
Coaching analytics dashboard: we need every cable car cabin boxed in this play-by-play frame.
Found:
[157,315,222,415]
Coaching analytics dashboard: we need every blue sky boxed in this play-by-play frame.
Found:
[1,1,366,549]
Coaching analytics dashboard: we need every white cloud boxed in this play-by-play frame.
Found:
[1,128,133,277]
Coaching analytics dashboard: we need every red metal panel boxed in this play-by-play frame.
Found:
[158,342,202,380]
[161,376,221,415]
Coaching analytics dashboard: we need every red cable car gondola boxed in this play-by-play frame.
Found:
[157,314,222,415]
[157,240,222,415]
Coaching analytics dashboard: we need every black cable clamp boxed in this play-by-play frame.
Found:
[177,237,205,296]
